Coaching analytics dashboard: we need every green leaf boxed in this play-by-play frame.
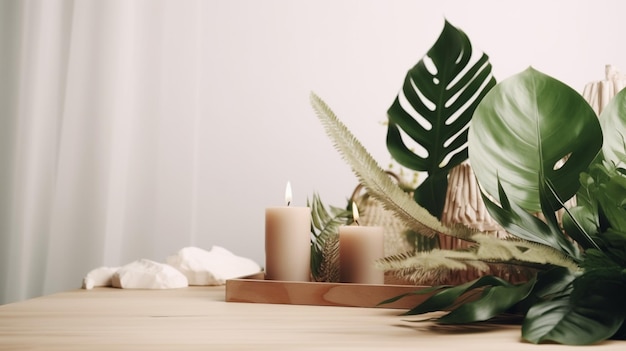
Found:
[581,249,621,271]
[600,87,626,167]
[378,285,451,306]
[563,161,621,250]
[522,292,622,345]
[595,229,626,267]
[531,267,577,297]
[387,20,496,218]
[522,269,626,345]
[540,180,581,256]
[411,172,447,219]
[514,266,577,314]
[596,171,626,232]
[469,67,602,213]
[569,160,626,253]
[438,276,537,324]
[576,170,601,212]
[481,179,577,257]
[404,275,514,315]
[562,206,600,250]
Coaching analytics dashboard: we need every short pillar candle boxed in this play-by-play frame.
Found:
[339,203,384,284]
[265,182,311,281]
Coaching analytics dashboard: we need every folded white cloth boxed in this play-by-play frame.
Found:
[82,266,119,289]
[166,246,262,285]
[111,259,188,289]
[82,246,261,289]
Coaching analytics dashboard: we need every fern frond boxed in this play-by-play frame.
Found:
[310,92,476,241]
[317,234,340,282]
[377,249,490,285]
[308,193,350,281]
[377,234,579,285]
[309,193,350,251]
[379,249,489,271]
[471,234,579,271]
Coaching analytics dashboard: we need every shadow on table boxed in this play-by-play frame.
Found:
[391,313,523,335]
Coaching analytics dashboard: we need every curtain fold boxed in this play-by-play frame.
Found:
[0,0,205,304]
[0,0,76,304]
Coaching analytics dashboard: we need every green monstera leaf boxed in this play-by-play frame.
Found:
[468,67,602,213]
[386,20,496,218]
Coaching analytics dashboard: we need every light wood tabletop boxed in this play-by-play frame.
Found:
[0,286,623,350]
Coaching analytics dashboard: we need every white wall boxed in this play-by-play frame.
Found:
[199,0,625,266]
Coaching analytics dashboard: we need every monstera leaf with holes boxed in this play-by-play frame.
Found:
[387,20,496,218]
[468,67,602,214]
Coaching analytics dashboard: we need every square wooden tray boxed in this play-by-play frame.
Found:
[225,273,431,309]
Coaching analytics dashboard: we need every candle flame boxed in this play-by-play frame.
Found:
[285,181,292,206]
[352,202,360,225]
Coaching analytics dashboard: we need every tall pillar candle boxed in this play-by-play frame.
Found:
[339,203,384,284]
[265,182,311,281]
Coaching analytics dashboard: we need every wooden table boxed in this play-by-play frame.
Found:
[0,286,623,350]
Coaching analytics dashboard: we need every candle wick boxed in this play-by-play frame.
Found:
[287,201,291,206]
[354,219,360,226]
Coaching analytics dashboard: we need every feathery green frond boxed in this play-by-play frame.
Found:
[378,249,490,285]
[377,234,578,285]
[317,234,340,282]
[472,234,579,271]
[310,92,476,241]
[378,249,486,271]
[308,193,350,281]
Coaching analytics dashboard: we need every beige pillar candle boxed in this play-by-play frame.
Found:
[339,203,384,284]
[265,182,311,281]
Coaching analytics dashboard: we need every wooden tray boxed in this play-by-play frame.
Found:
[225,273,431,309]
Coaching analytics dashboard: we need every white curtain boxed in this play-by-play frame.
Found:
[0,0,209,304]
